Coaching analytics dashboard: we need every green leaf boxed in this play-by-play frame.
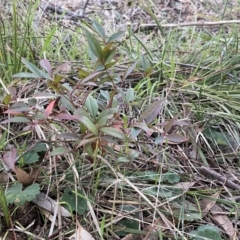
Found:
[21,58,51,79]
[116,205,139,237]
[50,147,70,156]
[60,96,75,112]
[6,183,40,206]
[94,60,105,71]
[190,225,222,240]
[74,108,94,122]
[32,142,47,152]
[100,127,126,140]
[96,108,117,127]
[92,20,106,39]
[85,30,102,59]
[85,96,98,118]
[108,31,125,42]
[12,72,39,78]
[203,128,233,146]
[23,151,39,164]
[162,171,180,184]
[76,115,99,136]
[61,187,88,214]
[101,47,116,64]
[125,88,135,103]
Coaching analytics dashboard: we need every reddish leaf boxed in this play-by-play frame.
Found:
[40,59,52,75]
[165,133,188,144]
[140,98,165,124]
[3,149,18,172]
[163,118,175,134]
[44,97,60,119]
[52,113,78,121]
[53,61,71,74]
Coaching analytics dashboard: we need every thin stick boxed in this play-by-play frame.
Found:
[139,20,240,30]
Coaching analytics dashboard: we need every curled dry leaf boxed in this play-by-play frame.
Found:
[15,166,34,187]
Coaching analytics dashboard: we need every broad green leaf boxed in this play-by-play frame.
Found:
[92,20,106,39]
[5,183,40,206]
[100,127,126,140]
[23,151,39,164]
[117,157,130,162]
[74,108,94,122]
[155,135,164,144]
[130,127,142,139]
[125,88,135,103]
[86,30,102,59]
[60,96,76,112]
[61,187,88,214]
[116,205,139,237]
[84,143,94,158]
[96,108,117,127]
[50,147,70,156]
[21,58,51,79]
[31,142,47,152]
[140,98,165,124]
[190,225,222,240]
[94,60,105,71]
[162,171,180,184]
[3,94,11,105]
[100,90,110,100]
[78,115,98,135]
[101,47,116,64]
[203,128,233,146]
[108,31,125,42]
[172,202,201,222]
[104,60,118,69]
[85,96,98,118]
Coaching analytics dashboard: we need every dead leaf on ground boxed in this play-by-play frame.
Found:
[69,219,95,240]
[15,166,34,187]
[199,192,220,217]
[211,204,236,240]
[0,171,9,183]
[33,192,71,217]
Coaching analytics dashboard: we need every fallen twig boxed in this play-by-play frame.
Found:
[199,166,240,191]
